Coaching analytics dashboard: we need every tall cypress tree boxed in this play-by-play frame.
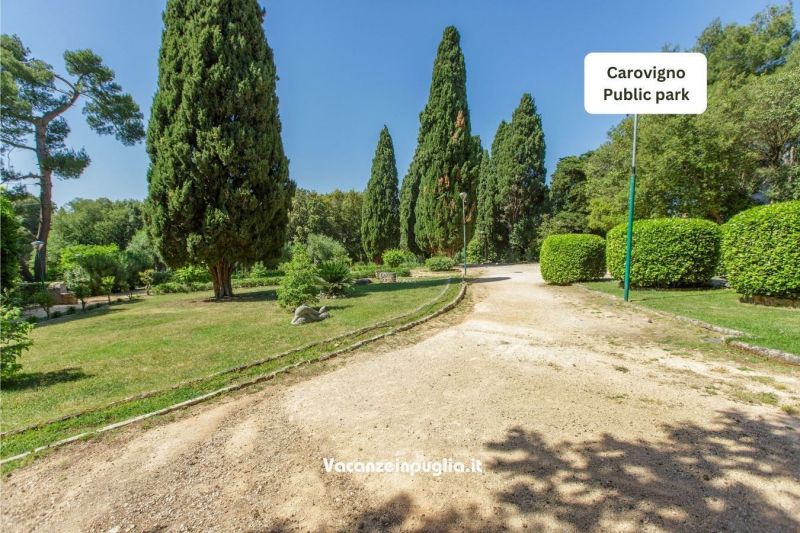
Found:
[473,150,503,262]
[399,148,423,255]
[361,126,400,262]
[146,0,294,298]
[494,93,546,259]
[403,26,480,256]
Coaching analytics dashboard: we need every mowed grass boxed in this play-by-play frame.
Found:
[583,281,800,355]
[2,278,453,433]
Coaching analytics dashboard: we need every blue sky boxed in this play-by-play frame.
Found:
[2,0,795,206]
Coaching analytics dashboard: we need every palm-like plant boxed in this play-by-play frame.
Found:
[317,260,353,298]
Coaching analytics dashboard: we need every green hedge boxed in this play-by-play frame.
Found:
[539,234,606,285]
[607,218,721,288]
[722,201,800,299]
[425,256,455,272]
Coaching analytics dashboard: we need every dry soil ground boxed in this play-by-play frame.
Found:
[2,264,799,532]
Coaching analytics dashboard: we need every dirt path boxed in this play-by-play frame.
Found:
[3,264,799,532]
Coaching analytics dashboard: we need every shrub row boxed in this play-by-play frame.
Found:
[540,234,606,284]
[151,276,283,295]
[538,201,798,302]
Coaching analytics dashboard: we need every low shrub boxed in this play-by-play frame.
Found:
[722,200,800,299]
[151,281,210,294]
[0,299,33,379]
[33,290,55,318]
[425,256,455,272]
[277,246,319,308]
[540,234,606,285]
[606,218,721,288]
[382,248,416,268]
[351,263,378,279]
[173,265,211,284]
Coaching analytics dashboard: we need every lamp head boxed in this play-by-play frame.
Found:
[459,192,467,201]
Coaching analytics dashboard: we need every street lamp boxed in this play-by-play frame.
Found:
[459,192,467,278]
[31,240,46,288]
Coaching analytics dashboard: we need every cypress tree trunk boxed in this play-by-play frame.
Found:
[210,260,234,299]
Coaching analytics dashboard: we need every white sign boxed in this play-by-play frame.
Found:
[584,52,707,114]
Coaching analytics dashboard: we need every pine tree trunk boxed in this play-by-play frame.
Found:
[34,122,53,284]
[210,260,234,299]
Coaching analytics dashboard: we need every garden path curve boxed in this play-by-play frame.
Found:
[3,264,799,532]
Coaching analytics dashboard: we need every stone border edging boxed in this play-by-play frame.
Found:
[575,284,800,366]
[1,281,467,466]
[1,278,453,439]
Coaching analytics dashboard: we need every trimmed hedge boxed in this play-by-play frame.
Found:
[722,201,800,299]
[425,256,455,272]
[607,218,721,288]
[539,234,606,285]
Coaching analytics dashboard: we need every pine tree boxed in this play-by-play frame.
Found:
[494,94,546,259]
[403,26,480,256]
[361,126,400,262]
[146,0,294,299]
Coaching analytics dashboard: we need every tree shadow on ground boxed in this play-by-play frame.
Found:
[32,299,144,329]
[203,289,278,303]
[467,276,510,284]
[2,367,91,392]
[355,277,452,295]
[323,409,798,532]
[484,409,799,531]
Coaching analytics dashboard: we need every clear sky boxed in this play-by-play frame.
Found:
[2,0,795,206]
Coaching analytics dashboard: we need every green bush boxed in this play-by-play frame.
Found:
[59,244,123,294]
[351,263,378,279]
[317,260,353,297]
[540,234,606,285]
[466,238,485,263]
[722,201,800,299]
[607,218,721,288]
[382,248,415,268]
[305,233,349,264]
[33,290,55,318]
[65,266,92,310]
[173,265,211,284]
[425,256,455,272]
[0,298,33,379]
[277,246,319,308]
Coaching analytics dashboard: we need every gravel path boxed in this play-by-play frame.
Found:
[2,264,799,532]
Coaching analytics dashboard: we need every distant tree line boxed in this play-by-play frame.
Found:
[545,5,799,241]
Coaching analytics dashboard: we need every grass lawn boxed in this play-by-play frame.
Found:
[2,278,455,436]
[582,281,800,355]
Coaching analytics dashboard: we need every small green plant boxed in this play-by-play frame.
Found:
[173,265,211,284]
[317,260,353,297]
[33,290,55,318]
[382,248,414,268]
[540,234,606,285]
[606,218,721,288]
[101,276,116,304]
[277,246,320,308]
[65,266,92,311]
[425,256,455,272]
[65,306,76,315]
[722,200,800,299]
[0,298,33,379]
